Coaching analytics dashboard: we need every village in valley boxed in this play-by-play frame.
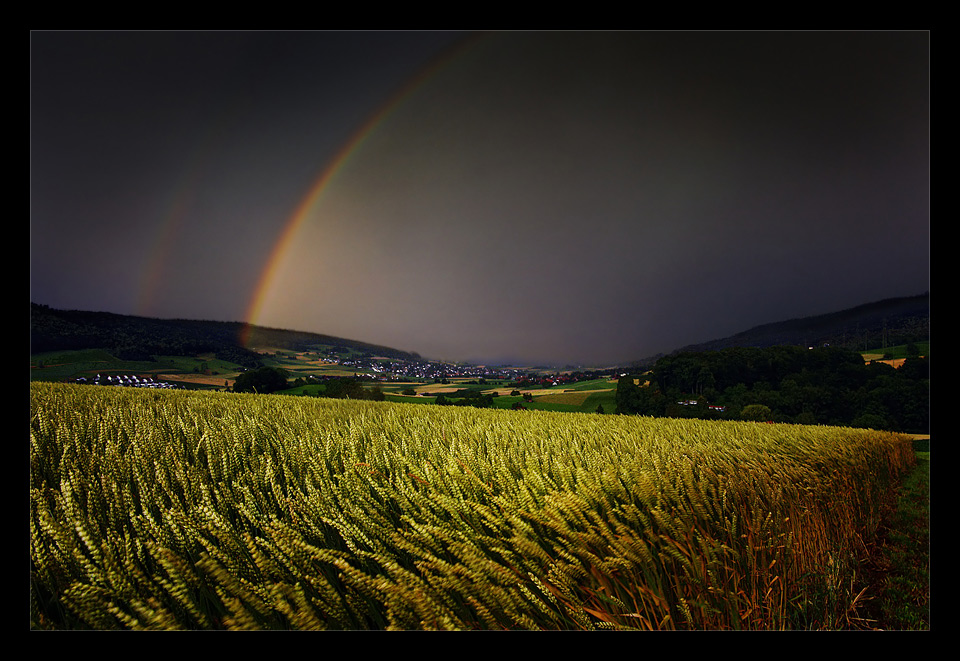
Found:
[54,336,625,415]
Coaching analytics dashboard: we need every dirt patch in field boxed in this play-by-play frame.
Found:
[865,358,908,369]
[413,385,464,394]
[863,355,925,369]
[532,391,594,406]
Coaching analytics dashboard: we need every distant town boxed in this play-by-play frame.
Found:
[68,347,620,392]
[271,349,617,389]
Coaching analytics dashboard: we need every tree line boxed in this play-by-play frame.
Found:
[31,304,265,368]
[232,368,386,401]
[616,345,929,433]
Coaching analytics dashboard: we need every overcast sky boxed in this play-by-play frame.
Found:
[30,30,929,366]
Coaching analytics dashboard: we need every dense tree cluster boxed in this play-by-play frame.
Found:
[616,345,929,433]
[512,370,609,389]
[232,367,291,394]
[434,390,497,408]
[318,377,385,401]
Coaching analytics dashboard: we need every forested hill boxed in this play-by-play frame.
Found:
[616,344,929,432]
[29,304,422,367]
[675,293,928,357]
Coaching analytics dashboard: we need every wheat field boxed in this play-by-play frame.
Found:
[29,381,915,629]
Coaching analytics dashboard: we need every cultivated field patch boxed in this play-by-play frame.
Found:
[30,382,916,630]
[156,373,233,387]
[533,390,595,406]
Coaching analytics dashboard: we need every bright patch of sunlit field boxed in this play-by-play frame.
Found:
[30,382,915,630]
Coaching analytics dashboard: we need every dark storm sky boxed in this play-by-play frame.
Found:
[30,30,929,366]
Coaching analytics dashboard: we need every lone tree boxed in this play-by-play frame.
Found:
[740,404,773,422]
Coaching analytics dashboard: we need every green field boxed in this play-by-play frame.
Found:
[30,347,390,391]
[31,382,918,630]
[376,379,618,414]
[861,341,929,361]
[30,350,247,389]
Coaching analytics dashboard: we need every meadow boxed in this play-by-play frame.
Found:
[30,381,917,630]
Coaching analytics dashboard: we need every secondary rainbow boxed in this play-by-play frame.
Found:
[136,112,242,318]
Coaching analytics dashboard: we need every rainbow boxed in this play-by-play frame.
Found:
[137,188,193,318]
[136,111,240,318]
[240,34,485,348]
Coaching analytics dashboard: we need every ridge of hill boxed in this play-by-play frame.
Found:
[679,292,929,353]
[31,292,930,371]
[29,304,422,367]
[628,292,929,369]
